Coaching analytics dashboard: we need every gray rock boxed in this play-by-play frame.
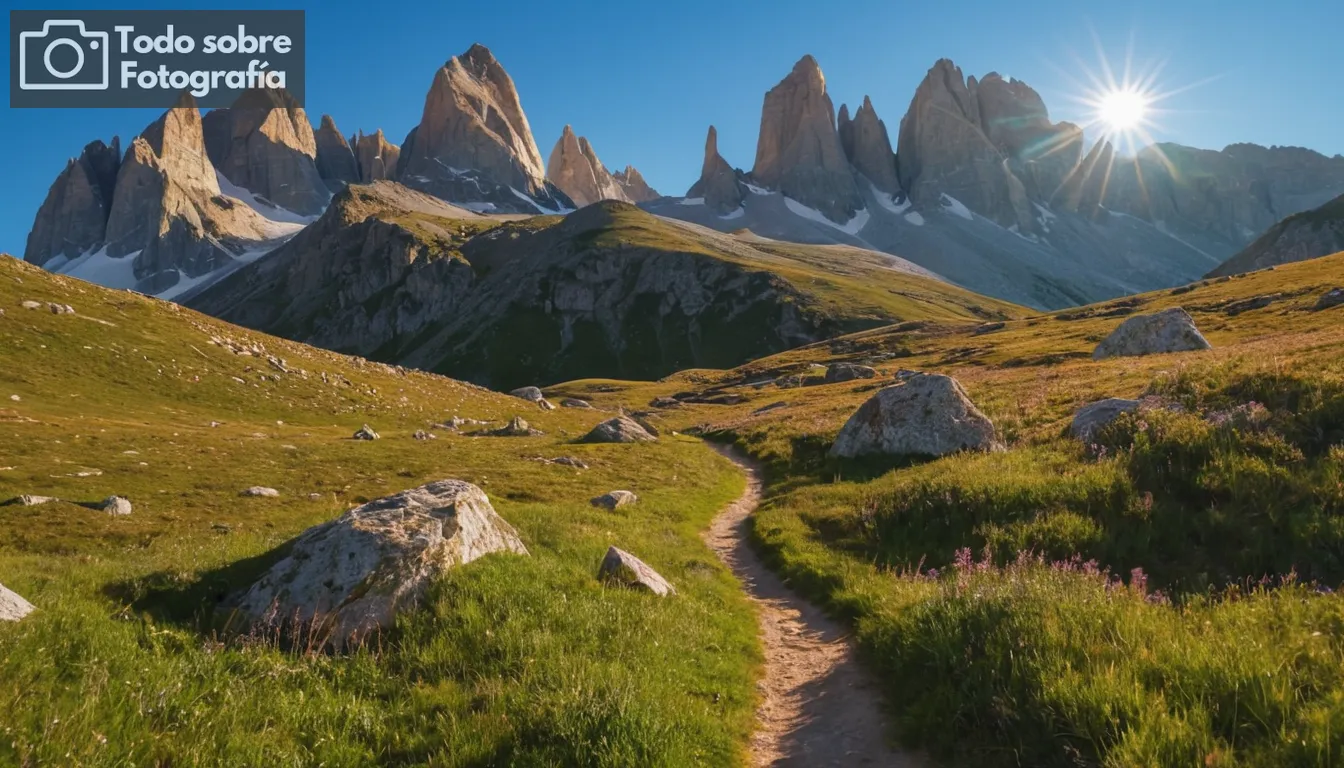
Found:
[829,374,1001,458]
[775,374,805,389]
[590,490,638,510]
[550,456,589,469]
[490,416,542,437]
[825,363,878,383]
[353,424,381,440]
[1070,398,1141,443]
[6,495,57,507]
[510,386,545,402]
[100,495,133,515]
[20,301,41,310]
[240,487,279,498]
[47,303,74,315]
[560,398,592,409]
[0,583,35,622]
[1092,308,1212,360]
[235,479,528,649]
[412,430,436,441]
[894,369,924,380]
[1315,288,1344,311]
[598,546,674,596]
[650,396,681,408]
[580,416,656,444]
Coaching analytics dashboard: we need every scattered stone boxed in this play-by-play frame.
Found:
[825,362,878,383]
[650,396,681,408]
[598,546,675,596]
[48,303,75,315]
[240,487,280,498]
[1314,288,1344,311]
[591,490,638,510]
[894,369,924,380]
[560,398,592,409]
[1070,398,1141,443]
[10,395,20,402]
[974,321,1006,335]
[5,495,57,507]
[1092,308,1211,360]
[829,374,1002,458]
[353,424,380,440]
[775,374,805,389]
[100,496,133,516]
[490,416,543,437]
[0,583,35,622]
[510,386,545,402]
[551,456,589,469]
[1223,294,1281,316]
[307,492,324,501]
[234,479,529,649]
[21,301,40,310]
[580,416,657,444]
[413,430,437,441]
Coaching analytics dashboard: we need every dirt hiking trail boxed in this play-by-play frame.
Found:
[702,443,926,767]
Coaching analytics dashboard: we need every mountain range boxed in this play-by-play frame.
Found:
[19,43,1344,383]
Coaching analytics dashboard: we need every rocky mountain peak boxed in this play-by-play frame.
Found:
[688,125,744,214]
[24,137,121,266]
[397,43,568,212]
[548,125,616,207]
[838,94,900,195]
[896,58,1034,230]
[612,165,659,202]
[353,129,400,183]
[314,114,360,191]
[752,54,861,223]
[201,88,330,215]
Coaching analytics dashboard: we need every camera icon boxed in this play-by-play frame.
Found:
[18,20,110,90]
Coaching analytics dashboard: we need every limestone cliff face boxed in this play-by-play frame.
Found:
[1209,192,1344,276]
[352,129,401,182]
[398,43,571,213]
[687,126,744,215]
[202,88,330,215]
[838,96,899,195]
[974,73,1082,203]
[752,56,861,223]
[314,115,360,191]
[24,138,121,266]
[896,59,1034,230]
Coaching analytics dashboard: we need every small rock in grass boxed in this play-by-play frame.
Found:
[9,395,19,402]
[48,303,75,315]
[353,424,380,440]
[650,396,681,408]
[240,487,279,498]
[551,456,589,469]
[490,416,542,437]
[413,430,437,441]
[510,386,545,402]
[1070,399,1141,443]
[560,398,592,409]
[21,300,40,310]
[307,492,324,501]
[1314,288,1344,311]
[591,490,637,510]
[5,495,56,507]
[598,547,674,596]
[0,583,35,622]
[100,496,133,516]
[825,362,878,383]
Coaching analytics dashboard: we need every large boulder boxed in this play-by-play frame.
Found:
[829,373,1001,458]
[100,495,133,516]
[751,55,862,223]
[0,583,34,622]
[235,479,528,648]
[580,416,657,444]
[1070,398,1141,443]
[510,386,545,402]
[590,490,638,510]
[1092,308,1211,360]
[598,546,674,596]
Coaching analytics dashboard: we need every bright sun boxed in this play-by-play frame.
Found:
[1098,89,1149,131]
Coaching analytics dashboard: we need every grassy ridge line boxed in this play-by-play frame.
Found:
[0,255,760,766]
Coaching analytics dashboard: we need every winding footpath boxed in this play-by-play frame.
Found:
[703,444,926,767]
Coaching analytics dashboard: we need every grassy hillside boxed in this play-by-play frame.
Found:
[190,190,1024,390]
[549,254,1344,766]
[0,255,760,766]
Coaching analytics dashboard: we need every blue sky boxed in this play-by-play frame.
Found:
[4,0,1342,255]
